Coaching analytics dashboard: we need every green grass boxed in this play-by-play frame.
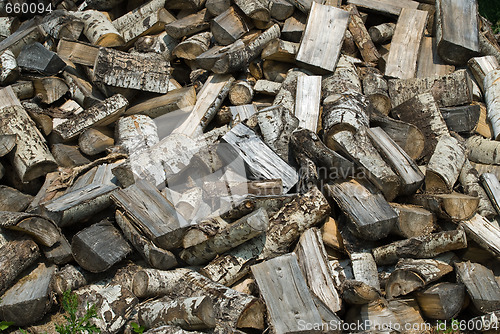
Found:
[478,0,500,34]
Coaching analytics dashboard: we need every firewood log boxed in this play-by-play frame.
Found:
[211,7,250,46]
[368,22,395,44]
[390,203,435,238]
[125,86,196,118]
[164,9,210,39]
[53,94,128,140]
[262,39,299,63]
[459,159,496,219]
[345,4,380,64]
[347,0,419,17]
[372,229,468,265]
[469,311,500,333]
[468,56,499,92]
[233,0,270,21]
[0,20,46,57]
[135,31,178,61]
[415,282,465,320]
[466,135,500,165]
[455,261,500,313]
[388,69,473,108]
[363,72,390,115]
[51,144,91,168]
[416,36,456,78]
[0,185,32,212]
[206,0,231,16]
[57,38,100,66]
[460,214,500,259]
[0,263,55,326]
[0,50,19,85]
[484,69,500,140]
[132,268,265,330]
[435,0,479,65]
[0,86,57,182]
[0,211,62,247]
[52,264,94,296]
[254,79,281,95]
[440,104,480,135]
[138,296,216,330]
[273,68,309,113]
[350,252,381,292]
[40,9,84,40]
[0,17,20,42]
[115,115,159,154]
[326,180,398,241]
[76,10,125,47]
[409,192,479,222]
[164,0,205,10]
[173,31,212,60]
[228,79,254,105]
[294,75,321,132]
[78,127,114,156]
[282,11,306,43]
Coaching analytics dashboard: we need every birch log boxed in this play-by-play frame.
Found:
[0,86,57,182]
[321,55,362,98]
[77,10,125,47]
[409,192,479,222]
[0,49,19,85]
[372,229,468,265]
[466,135,500,165]
[173,31,212,60]
[425,134,466,193]
[468,56,499,92]
[295,75,321,132]
[363,72,391,115]
[459,159,496,219]
[369,22,395,44]
[273,68,309,114]
[484,70,500,140]
[460,214,500,258]
[115,115,159,154]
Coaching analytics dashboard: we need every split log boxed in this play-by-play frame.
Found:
[415,282,465,320]
[0,263,55,326]
[390,203,435,238]
[480,173,500,217]
[77,10,125,47]
[52,144,91,168]
[132,268,265,329]
[372,229,468,265]
[0,186,33,212]
[326,180,398,241]
[52,264,95,296]
[135,31,178,62]
[409,192,479,221]
[219,123,298,193]
[138,296,216,330]
[180,208,268,265]
[53,94,128,140]
[112,0,175,46]
[416,36,455,78]
[0,211,62,247]
[367,127,424,195]
[459,159,496,219]
[32,77,69,105]
[206,0,231,16]
[0,86,57,182]
[93,48,171,94]
[466,135,500,165]
[228,80,254,105]
[0,17,20,42]
[0,237,40,296]
[0,132,15,157]
[164,9,210,39]
[266,0,294,21]
[212,24,281,74]
[321,217,344,251]
[385,8,427,79]
[74,283,138,333]
[40,9,84,40]
[71,220,131,273]
[57,39,99,67]
[435,0,479,65]
[174,74,233,137]
[61,62,104,108]
[0,20,46,57]
[295,75,321,133]
[281,11,306,43]
[388,69,473,108]
[368,22,395,44]
[16,42,65,76]
[40,183,118,227]
[351,252,381,292]
[252,253,324,334]
[233,0,270,21]
[273,68,309,113]
[254,79,281,95]
[78,127,114,156]
[229,104,258,124]
[183,216,229,248]
[468,56,499,92]
[116,210,177,270]
[460,214,500,258]
[19,101,52,137]
[211,7,250,46]
[262,39,298,64]
[484,70,500,140]
[296,3,349,73]
[341,280,380,305]
[362,72,390,115]
[0,50,19,85]
[125,86,196,118]
[440,104,480,134]
[115,115,159,154]
[347,0,419,17]
[173,31,212,60]
[295,228,342,313]
[390,92,449,161]
[425,134,466,193]
[345,4,380,64]
[455,261,500,313]
[111,179,189,250]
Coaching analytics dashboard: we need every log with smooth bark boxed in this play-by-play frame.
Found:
[173,31,212,60]
[273,68,309,114]
[369,22,395,44]
[363,72,391,115]
[51,264,93,296]
[459,159,496,219]
[372,229,468,265]
[0,86,57,182]
[484,70,500,140]
[233,0,270,21]
[115,115,159,154]
[468,56,499,92]
[76,10,125,47]
[466,135,500,165]
[0,50,19,85]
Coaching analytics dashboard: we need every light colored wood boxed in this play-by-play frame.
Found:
[53,94,128,140]
[273,68,309,114]
[0,49,19,85]
[484,70,500,140]
[252,253,324,334]
[372,229,468,265]
[295,75,321,133]
[455,261,500,313]
[368,22,395,44]
[467,135,500,165]
[174,74,233,137]
[321,217,344,251]
[0,86,57,182]
[93,48,171,94]
[282,12,306,43]
[78,127,114,156]
[468,56,499,92]
[76,10,125,47]
[481,173,500,217]
[460,214,500,258]
[173,31,212,60]
[11,80,34,100]
[40,10,84,40]
[460,159,496,219]
[254,79,281,95]
[211,7,250,46]
[351,252,380,291]
[0,17,20,42]
[295,228,342,313]
[115,115,159,154]
[367,127,424,195]
[322,55,362,99]
[125,86,196,118]
[388,69,473,108]
[385,8,427,79]
[416,282,465,320]
[435,0,479,65]
[345,4,380,64]
[296,3,349,73]
[362,72,391,115]
[410,192,479,222]
[135,31,178,62]
[347,0,419,16]
[229,80,254,105]
[33,76,69,104]
[390,203,435,238]
[267,0,295,20]
[417,37,455,78]
[326,180,398,240]
[164,9,210,39]
[262,39,299,63]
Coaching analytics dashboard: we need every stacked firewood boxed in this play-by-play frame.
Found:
[1,0,500,333]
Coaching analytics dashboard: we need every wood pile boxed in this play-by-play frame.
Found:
[1,0,500,333]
